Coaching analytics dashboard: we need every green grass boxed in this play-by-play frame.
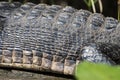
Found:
[75,62,120,80]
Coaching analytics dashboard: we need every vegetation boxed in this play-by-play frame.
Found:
[84,0,98,12]
[83,0,103,13]
[75,62,120,80]
[2,0,120,79]
[118,0,120,21]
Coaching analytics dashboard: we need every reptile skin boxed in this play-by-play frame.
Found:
[0,2,120,75]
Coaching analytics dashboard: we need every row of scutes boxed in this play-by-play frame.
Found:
[0,2,119,75]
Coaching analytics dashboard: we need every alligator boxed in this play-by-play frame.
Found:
[0,2,120,76]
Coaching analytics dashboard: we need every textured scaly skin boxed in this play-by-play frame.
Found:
[0,2,120,75]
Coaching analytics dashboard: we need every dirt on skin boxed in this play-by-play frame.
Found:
[0,68,74,80]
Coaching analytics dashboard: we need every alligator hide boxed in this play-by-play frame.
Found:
[0,2,120,75]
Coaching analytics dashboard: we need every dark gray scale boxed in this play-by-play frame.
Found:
[49,6,77,73]
[96,43,120,64]
[79,16,120,65]
[26,4,47,20]
[20,4,47,50]
[87,13,105,30]
[53,12,73,54]
[84,13,105,44]
[72,10,92,26]
[0,2,22,49]
[66,10,92,59]
[35,5,62,54]
[12,2,21,7]
[61,10,92,73]
[27,4,47,50]
[67,10,92,53]
[81,43,116,65]
[1,3,37,64]
[0,2,21,17]
[1,2,36,50]
[41,5,62,21]
[0,16,6,48]
[0,49,2,62]
[20,2,35,10]
[102,17,119,44]
[52,6,76,56]
[112,23,120,45]
[28,5,63,69]
[95,17,119,44]
[15,4,48,65]
[104,17,118,30]
[11,2,36,20]
[62,6,76,13]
